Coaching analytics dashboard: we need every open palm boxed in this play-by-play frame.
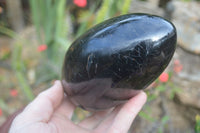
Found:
[9,81,146,133]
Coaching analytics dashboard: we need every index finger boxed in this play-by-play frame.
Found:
[107,92,147,133]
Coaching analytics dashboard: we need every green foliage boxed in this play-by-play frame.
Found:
[0,99,9,112]
[0,19,34,102]
[12,42,34,101]
[161,115,169,124]
[139,111,155,122]
[0,25,16,38]
[121,0,132,14]
[0,26,34,101]
[195,115,200,133]
[30,0,69,62]
[29,0,71,86]
[95,0,131,24]
[95,0,111,24]
[156,85,166,92]
[158,115,170,133]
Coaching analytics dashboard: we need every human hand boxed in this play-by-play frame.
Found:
[9,80,147,133]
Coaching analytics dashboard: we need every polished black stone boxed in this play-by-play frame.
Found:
[62,13,177,110]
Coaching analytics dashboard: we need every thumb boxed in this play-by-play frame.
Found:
[14,81,64,125]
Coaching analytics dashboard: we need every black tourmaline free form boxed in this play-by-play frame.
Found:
[62,13,177,110]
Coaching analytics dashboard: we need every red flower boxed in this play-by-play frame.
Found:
[0,108,2,116]
[37,44,47,52]
[159,72,169,83]
[73,0,87,7]
[10,89,18,97]
[173,59,183,73]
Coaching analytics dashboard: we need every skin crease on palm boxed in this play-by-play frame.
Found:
[9,81,147,133]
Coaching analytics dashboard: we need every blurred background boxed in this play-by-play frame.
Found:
[0,0,200,132]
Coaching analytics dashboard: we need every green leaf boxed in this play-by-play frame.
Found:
[147,94,157,102]
[156,85,166,92]
[195,115,200,133]
[161,115,169,124]
[96,0,110,24]
[139,111,155,121]
[121,0,132,14]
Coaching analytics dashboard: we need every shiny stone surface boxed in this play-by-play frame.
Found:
[62,13,177,110]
